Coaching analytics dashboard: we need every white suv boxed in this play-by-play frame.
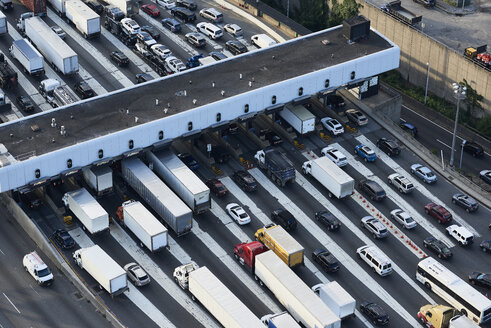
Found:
[321,146,347,167]
[387,173,415,193]
[196,22,223,39]
[390,209,417,229]
[164,56,186,73]
[121,18,140,35]
[151,44,172,59]
[361,216,388,239]
[446,224,474,246]
[199,7,223,22]
[320,117,344,135]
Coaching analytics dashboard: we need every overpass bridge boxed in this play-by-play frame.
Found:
[0,20,399,192]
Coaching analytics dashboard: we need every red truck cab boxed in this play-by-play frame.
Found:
[233,242,268,272]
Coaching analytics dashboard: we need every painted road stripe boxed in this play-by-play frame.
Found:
[167,236,193,264]
[191,210,282,314]
[78,65,108,96]
[100,28,160,79]
[249,167,429,327]
[353,136,480,238]
[109,223,220,328]
[47,9,134,88]
[3,293,20,314]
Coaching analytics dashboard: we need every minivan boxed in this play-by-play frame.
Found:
[196,22,223,39]
[357,245,392,276]
[359,179,386,201]
[199,8,223,22]
[251,34,277,49]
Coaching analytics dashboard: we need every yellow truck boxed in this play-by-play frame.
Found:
[255,224,304,267]
[417,304,479,328]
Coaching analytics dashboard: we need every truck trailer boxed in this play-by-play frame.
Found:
[253,226,304,267]
[62,188,109,234]
[118,200,168,251]
[121,158,193,236]
[65,0,101,38]
[312,282,356,320]
[302,156,354,199]
[83,166,113,196]
[20,0,46,15]
[254,148,295,187]
[0,11,7,35]
[51,84,78,108]
[261,312,301,328]
[173,262,264,328]
[25,17,79,74]
[10,39,44,76]
[278,104,316,135]
[381,1,422,25]
[73,245,128,296]
[105,0,137,17]
[147,150,210,214]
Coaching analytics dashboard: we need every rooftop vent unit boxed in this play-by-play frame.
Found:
[342,15,370,43]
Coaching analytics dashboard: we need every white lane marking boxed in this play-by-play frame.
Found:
[78,65,108,96]
[352,137,481,238]
[29,285,40,296]
[109,224,220,328]
[47,9,134,88]
[192,207,282,314]
[3,293,20,314]
[249,167,428,327]
[100,28,160,79]
[436,139,454,150]
[168,236,193,263]
[0,248,4,255]
[124,284,177,328]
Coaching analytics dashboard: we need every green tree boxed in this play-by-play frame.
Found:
[292,0,329,31]
[329,0,363,27]
[460,79,483,121]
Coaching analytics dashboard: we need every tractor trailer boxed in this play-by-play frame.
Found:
[62,188,109,234]
[278,104,316,135]
[312,282,356,319]
[254,224,304,267]
[65,0,101,38]
[10,39,44,76]
[83,166,113,196]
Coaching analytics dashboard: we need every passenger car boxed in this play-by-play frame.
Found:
[361,216,388,239]
[346,109,368,126]
[161,18,181,33]
[225,40,248,55]
[265,131,282,146]
[359,180,385,201]
[390,209,417,229]
[16,95,34,112]
[271,209,297,231]
[326,94,345,110]
[158,0,176,9]
[425,203,452,224]
[141,4,160,17]
[185,32,206,47]
[387,173,414,193]
[171,7,196,22]
[121,18,141,34]
[452,193,478,212]
[376,138,400,156]
[480,240,491,253]
[446,224,473,246]
[51,229,75,249]
[359,301,389,326]
[196,22,223,39]
[312,249,340,272]
[110,51,130,66]
[223,23,242,36]
[205,178,228,197]
[164,56,186,73]
[410,164,437,184]
[74,81,95,99]
[315,210,341,231]
[423,236,452,259]
[232,170,257,192]
[199,8,223,22]
[141,25,160,40]
[226,203,251,225]
[462,140,484,158]
[177,153,198,170]
[480,170,491,184]
[151,44,171,59]
[468,272,491,288]
[320,117,344,135]
[321,146,347,167]
[175,0,197,10]
[210,51,227,61]
[137,31,156,47]
[135,73,153,84]
[399,121,418,137]
[354,145,376,162]
[124,263,150,286]
[51,25,66,39]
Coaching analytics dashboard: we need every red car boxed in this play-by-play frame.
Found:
[424,203,452,224]
[141,4,160,17]
[205,178,229,197]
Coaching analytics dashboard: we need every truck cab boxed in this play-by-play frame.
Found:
[39,78,60,97]
[23,251,54,286]
[17,12,34,33]
[173,261,199,290]
[417,304,460,328]
[233,241,268,272]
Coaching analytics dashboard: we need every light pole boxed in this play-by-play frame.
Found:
[287,0,290,17]
[424,62,430,104]
[449,82,466,167]
[459,141,464,169]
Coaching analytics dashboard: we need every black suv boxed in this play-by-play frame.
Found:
[359,179,386,201]
[16,96,34,112]
[462,140,484,158]
[326,94,345,110]
[85,0,103,14]
[315,211,341,231]
[51,229,75,249]
[226,40,248,55]
[171,7,196,22]
[271,209,297,231]
[141,25,160,40]
[312,248,340,272]
[110,51,129,66]
[360,301,389,326]
[74,81,95,99]
[376,138,400,156]
[176,0,197,10]
[423,236,452,259]
[136,73,153,84]
[232,170,257,192]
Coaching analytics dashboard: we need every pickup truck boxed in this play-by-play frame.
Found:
[446,224,474,246]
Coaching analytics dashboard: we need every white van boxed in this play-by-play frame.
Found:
[23,251,54,286]
[356,245,392,276]
[196,22,223,40]
[251,34,277,49]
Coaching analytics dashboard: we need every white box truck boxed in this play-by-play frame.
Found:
[120,200,168,252]
[10,39,44,76]
[121,158,193,236]
[302,156,354,199]
[173,262,264,328]
[254,251,341,328]
[261,312,301,328]
[25,17,78,75]
[83,166,113,196]
[62,188,109,234]
[65,0,100,38]
[312,282,356,320]
[47,0,66,16]
[73,245,128,296]
[0,11,7,35]
[105,0,137,17]
[278,104,316,135]
[147,150,210,214]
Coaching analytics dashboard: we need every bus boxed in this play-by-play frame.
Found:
[416,257,491,325]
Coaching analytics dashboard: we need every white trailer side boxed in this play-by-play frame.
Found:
[65,0,100,38]
[47,0,66,16]
[104,0,137,16]
[278,104,316,135]
[303,157,354,199]
[62,188,109,234]
[83,166,113,195]
[10,39,44,75]
[312,282,356,319]
[255,251,341,328]
[0,11,7,35]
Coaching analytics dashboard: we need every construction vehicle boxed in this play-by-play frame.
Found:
[417,304,479,328]
[0,52,18,89]
[382,1,422,25]
[464,45,490,68]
